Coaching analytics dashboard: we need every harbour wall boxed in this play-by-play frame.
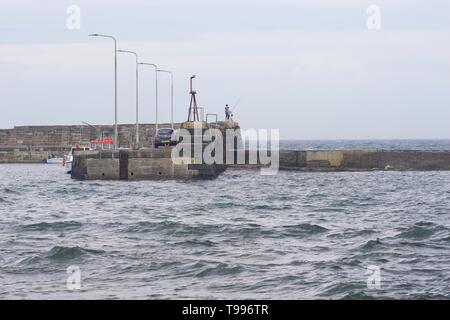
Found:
[1,124,450,170]
[71,149,225,180]
[274,149,450,171]
[0,123,179,163]
[71,149,450,180]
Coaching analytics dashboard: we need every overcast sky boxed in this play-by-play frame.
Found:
[0,0,449,139]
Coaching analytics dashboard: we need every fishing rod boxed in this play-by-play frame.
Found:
[231,96,243,113]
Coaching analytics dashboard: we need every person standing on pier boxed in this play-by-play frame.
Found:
[225,104,230,120]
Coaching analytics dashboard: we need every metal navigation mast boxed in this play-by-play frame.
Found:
[187,75,200,122]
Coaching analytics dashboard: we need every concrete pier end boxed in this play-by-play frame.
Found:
[276,150,450,171]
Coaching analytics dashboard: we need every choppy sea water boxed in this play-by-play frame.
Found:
[1,140,450,299]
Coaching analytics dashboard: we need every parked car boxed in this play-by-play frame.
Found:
[154,128,176,148]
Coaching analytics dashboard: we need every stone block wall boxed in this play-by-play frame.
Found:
[234,149,450,171]
[0,123,181,162]
[0,123,180,148]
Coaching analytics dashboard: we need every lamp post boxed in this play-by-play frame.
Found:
[138,62,159,131]
[117,50,140,145]
[88,33,118,148]
[157,69,174,129]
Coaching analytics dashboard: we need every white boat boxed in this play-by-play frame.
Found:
[46,157,64,164]
[63,145,91,174]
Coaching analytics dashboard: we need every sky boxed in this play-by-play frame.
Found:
[0,0,449,139]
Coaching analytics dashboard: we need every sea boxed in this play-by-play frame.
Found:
[1,140,450,299]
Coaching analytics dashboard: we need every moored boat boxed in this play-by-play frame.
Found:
[46,153,64,164]
[63,145,91,174]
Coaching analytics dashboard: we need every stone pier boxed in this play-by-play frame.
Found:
[1,123,449,176]
[274,149,450,171]
[71,148,450,180]
[71,148,226,180]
